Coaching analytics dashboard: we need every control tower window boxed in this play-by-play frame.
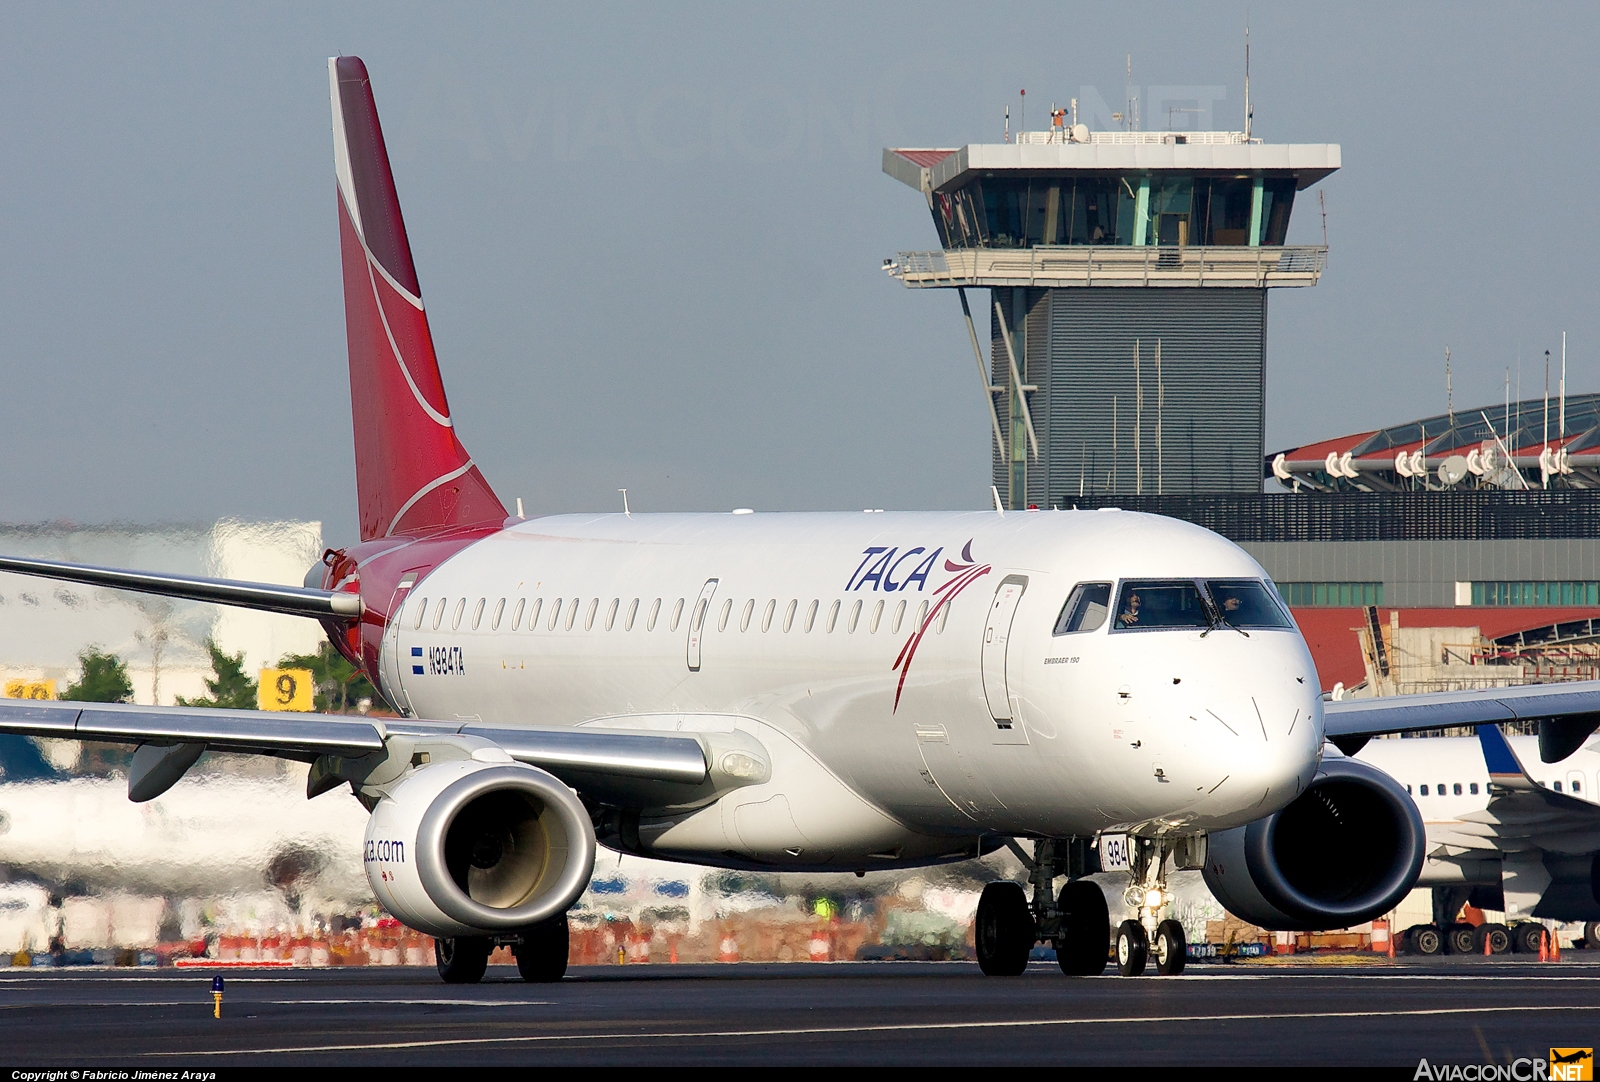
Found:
[1149,176,1194,247]
[1112,581,1210,631]
[1259,178,1297,246]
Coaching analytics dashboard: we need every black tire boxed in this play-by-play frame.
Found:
[1154,919,1186,976]
[1410,924,1443,956]
[975,882,1034,977]
[1054,880,1109,976]
[1445,922,1478,955]
[1512,922,1546,955]
[1115,920,1148,977]
[513,914,569,983]
[1584,921,1600,949]
[435,935,491,984]
[1476,923,1511,955]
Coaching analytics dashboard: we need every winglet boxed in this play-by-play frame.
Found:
[1476,723,1535,789]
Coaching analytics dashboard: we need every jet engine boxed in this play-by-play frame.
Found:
[1202,755,1424,931]
[362,758,597,937]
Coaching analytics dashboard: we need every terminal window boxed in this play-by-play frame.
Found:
[1277,582,1383,607]
[1471,581,1600,606]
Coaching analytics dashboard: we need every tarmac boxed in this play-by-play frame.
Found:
[1,955,1597,1068]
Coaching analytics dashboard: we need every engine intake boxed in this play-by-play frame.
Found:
[364,759,597,937]
[1202,755,1424,931]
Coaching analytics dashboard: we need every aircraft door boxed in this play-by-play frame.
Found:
[686,578,719,672]
[378,571,421,716]
[981,575,1028,724]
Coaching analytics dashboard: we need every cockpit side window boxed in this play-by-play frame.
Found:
[1054,582,1112,635]
[1205,579,1295,629]
[1112,580,1211,631]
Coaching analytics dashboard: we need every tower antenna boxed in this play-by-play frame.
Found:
[1244,18,1252,139]
[1445,346,1452,426]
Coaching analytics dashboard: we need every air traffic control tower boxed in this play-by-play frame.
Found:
[884,126,1339,508]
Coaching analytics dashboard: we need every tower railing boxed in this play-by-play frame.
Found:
[886,245,1327,288]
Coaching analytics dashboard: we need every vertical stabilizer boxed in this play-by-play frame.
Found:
[330,56,506,541]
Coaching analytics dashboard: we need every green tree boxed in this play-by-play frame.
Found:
[277,642,379,713]
[59,646,133,703]
[176,639,258,710]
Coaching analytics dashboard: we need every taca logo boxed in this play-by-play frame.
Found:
[845,546,945,592]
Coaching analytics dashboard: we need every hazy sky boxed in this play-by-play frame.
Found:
[0,2,1594,544]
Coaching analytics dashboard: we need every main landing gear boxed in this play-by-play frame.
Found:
[435,913,570,984]
[974,836,1189,978]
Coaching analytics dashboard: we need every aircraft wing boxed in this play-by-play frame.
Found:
[1324,680,1600,761]
[0,697,713,801]
[1429,724,1600,857]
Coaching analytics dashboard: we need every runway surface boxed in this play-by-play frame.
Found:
[2,956,1597,1067]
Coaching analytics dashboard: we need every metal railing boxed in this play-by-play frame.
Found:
[886,245,1327,288]
[1014,129,1255,146]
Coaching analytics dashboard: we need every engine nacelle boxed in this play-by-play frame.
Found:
[363,758,597,937]
[1202,755,1424,931]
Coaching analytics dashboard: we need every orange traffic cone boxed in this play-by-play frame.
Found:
[1552,931,1562,961]
[718,932,739,963]
[1483,931,1491,956]
[1540,930,1549,962]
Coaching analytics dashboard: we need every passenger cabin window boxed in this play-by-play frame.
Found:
[1453,783,1462,795]
[606,598,619,630]
[414,597,429,630]
[527,598,542,629]
[566,600,581,631]
[471,598,486,629]
[1555,781,1564,793]
[1437,782,1445,794]
[717,599,732,632]
[938,603,950,633]
[647,598,661,631]
[1470,782,1479,795]
[452,598,467,630]
[670,598,685,631]
[1204,579,1295,629]
[761,600,776,632]
[1113,581,1209,631]
[805,599,819,632]
[1055,582,1112,634]
[784,600,798,632]
[548,599,563,630]
[1573,779,1582,794]
[625,598,639,630]
[917,600,929,630]
[584,598,599,630]
[869,600,883,633]
[1419,785,1428,796]
[432,598,446,630]
[892,600,907,633]
[827,600,841,632]
[848,599,863,632]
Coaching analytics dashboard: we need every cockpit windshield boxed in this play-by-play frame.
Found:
[1112,581,1211,631]
[1205,579,1295,629]
[1110,578,1295,633]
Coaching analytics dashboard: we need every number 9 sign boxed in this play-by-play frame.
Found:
[256,668,314,712]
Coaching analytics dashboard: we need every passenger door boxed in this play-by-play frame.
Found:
[981,575,1030,741]
[686,578,719,672]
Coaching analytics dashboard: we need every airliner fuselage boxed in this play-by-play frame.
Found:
[355,507,1325,871]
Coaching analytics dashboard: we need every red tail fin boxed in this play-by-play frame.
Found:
[329,56,506,542]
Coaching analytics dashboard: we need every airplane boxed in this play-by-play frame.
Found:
[1355,723,1600,955]
[3,55,1600,984]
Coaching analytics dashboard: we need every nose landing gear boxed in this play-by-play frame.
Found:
[1120,836,1186,976]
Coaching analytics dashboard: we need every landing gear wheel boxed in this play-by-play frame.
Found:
[1445,922,1478,955]
[1476,923,1511,955]
[435,935,491,984]
[1409,924,1443,956]
[976,882,1034,977]
[1154,919,1186,976]
[1584,921,1600,950]
[1512,922,1546,954]
[1115,920,1148,977]
[1054,880,1109,976]
[513,913,569,983]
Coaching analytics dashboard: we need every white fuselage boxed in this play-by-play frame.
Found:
[379,509,1325,870]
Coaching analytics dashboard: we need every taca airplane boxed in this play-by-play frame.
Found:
[4,56,1600,983]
